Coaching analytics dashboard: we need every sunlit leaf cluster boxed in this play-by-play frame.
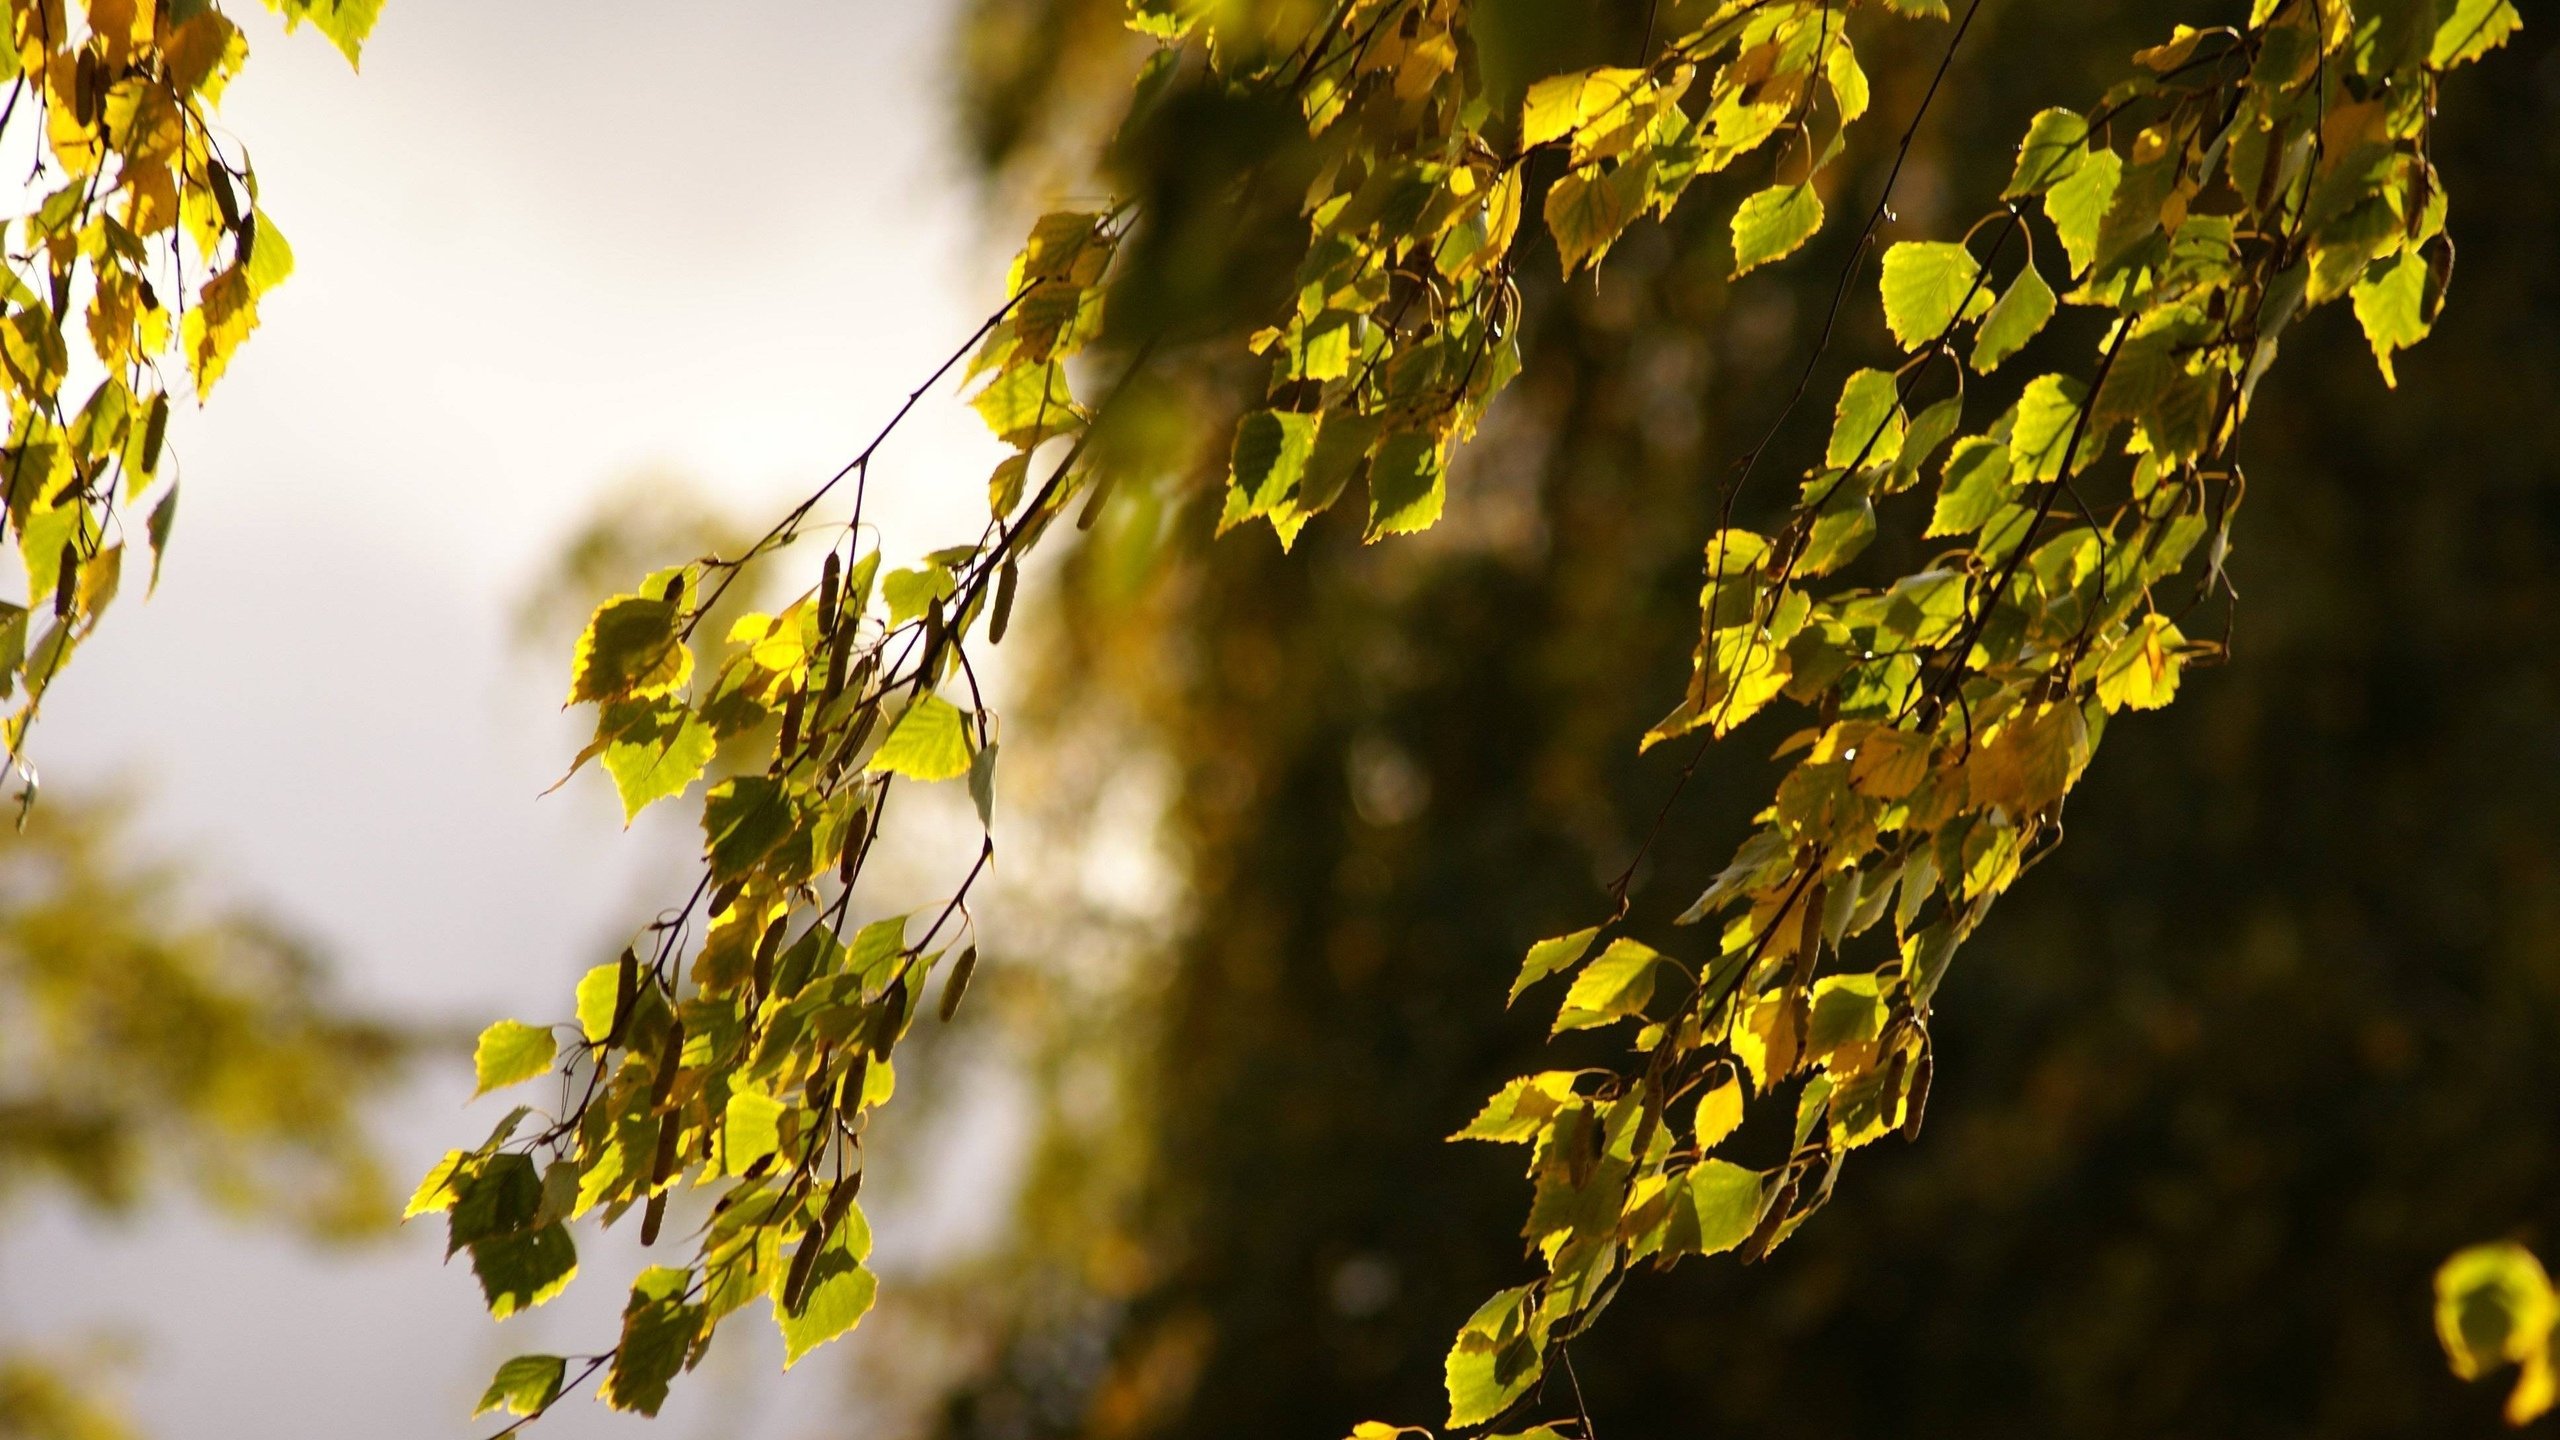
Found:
[462,0,2515,1430]
[0,0,371,798]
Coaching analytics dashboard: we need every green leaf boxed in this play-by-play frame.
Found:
[2350,248,2429,387]
[723,1085,784,1173]
[703,774,796,878]
[145,487,177,595]
[0,603,23,700]
[603,1267,703,1417]
[473,1355,566,1420]
[472,1020,556,1098]
[882,563,956,626]
[447,1153,540,1257]
[597,696,716,821]
[1894,396,1964,487]
[1688,1160,1766,1256]
[243,209,295,294]
[2009,373,2096,480]
[2004,109,2090,197]
[1797,470,1877,577]
[1451,1072,1581,1143]
[1227,409,1318,517]
[1927,436,2015,537]
[1826,368,1905,470]
[969,741,1000,829]
[1544,164,1644,274]
[2431,0,2521,69]
[1971,261,2056,373]
[1521,71,1590,149]
[2095,614,2185,712]
[1444,1285,1547,1428]
[1731,184,1823,277]
[575,962,620,1044]
[1297,411,1383,519]
[969,359,1082,446]
[405,1150,468,1218]
[1807,973,1886,1058]
[866,694,974,782]
[1509,926,1601,1005]
[272,0,384,67]
[988,452,1030,516]
[569,594,688,704]
[778,1222,879,1367]
[471,1223,578,1320]
[1879,241,1990,351]
[1824,43,1870,123]
[1552,938,1666,1033]
[1365,431,1446,540]
[2044,148,2122,276]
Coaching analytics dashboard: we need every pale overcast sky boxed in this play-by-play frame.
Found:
[1,3,1038,1436]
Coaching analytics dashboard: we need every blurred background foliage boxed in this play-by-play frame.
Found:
[0,796,413,1438]
[920,2,2560,1437]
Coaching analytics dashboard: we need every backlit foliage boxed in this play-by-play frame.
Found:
[448,0,2518,1431]
[0,0,373,801]
[2439,1242,2559,1426]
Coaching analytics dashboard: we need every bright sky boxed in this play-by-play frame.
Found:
[0,3,1033,1436]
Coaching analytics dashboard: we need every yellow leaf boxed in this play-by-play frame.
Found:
[2095,614,2185,712]
[1693,1077,1744,1151]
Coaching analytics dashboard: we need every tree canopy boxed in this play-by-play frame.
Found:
[424,0,2526,1432]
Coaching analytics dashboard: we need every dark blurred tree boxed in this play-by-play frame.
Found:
[929,4,2560,1438]
[0,796,410,1438]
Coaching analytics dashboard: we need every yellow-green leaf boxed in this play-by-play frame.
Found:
[269,0,384,67]
[405,1149,468,1218]
[1694,1077,1744,1151]
[569,594,689,704]
[1544,165,1642,275]
[867,694,974,782]
[1366,431,1446,540]
[2044,148,2122,275]
[470,1224,577,1320]
[1688,1160,1766,1256]
[2005,108,2090,197]
[2094,614,2185,712]
[473,1355,566,1420]
[1971,260,2056,373]
[1444,1285,1545,1427]
[1553,937,1666,1033]
[1510,926,1601,1005]
[1227,408,1319,519]
[1451,1072,1581,1144]
[1827,368,1906,470]
[779,1223,878,1367]
[2350,248,2429,388]
[597,696,715,821]
[473,1020,556,1097]
[1732,183,1822,277]
[603,1267,702,1417]
[2009,373,2095,480]
[1879,241,1991,351]
[723,1086,784,1173]
[2431,0,2521,69]
[1928,436,2014,536]
[575,962,620,1043]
